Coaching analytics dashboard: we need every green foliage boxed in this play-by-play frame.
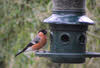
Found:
[0,0,51,68]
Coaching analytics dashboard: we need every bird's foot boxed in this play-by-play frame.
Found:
[34,50,48,53]
[39,50,48,53]
[34,50,39,53]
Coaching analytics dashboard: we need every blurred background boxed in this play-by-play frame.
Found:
[0,0,100,68]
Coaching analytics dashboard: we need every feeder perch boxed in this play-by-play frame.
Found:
[35,0,100,63]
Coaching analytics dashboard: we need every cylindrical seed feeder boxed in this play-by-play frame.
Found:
[35,0,100,63]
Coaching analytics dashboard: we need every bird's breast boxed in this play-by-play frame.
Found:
[32,36,47,50]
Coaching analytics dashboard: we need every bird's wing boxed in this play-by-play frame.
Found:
[31,35,41,44]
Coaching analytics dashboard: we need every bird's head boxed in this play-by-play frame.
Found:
[38,29,47,35]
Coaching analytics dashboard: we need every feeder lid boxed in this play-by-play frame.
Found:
[44,14,94,25]
[78,15,94,25]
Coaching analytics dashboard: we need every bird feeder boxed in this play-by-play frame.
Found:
[35,0,100,63]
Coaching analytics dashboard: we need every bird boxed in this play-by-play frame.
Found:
[15,29,47,57]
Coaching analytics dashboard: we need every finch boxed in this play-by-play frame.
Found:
[15,29,47,57]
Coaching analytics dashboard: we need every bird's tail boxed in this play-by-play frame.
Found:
[15,50,24,57]
[15,43,33,57]
[15,46,28,57]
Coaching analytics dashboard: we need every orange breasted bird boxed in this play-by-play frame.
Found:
[15,29,47,57]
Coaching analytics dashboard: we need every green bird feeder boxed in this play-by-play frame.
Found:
[35,0,100,63]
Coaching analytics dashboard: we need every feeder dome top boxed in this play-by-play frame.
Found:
[44,14,94,25]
